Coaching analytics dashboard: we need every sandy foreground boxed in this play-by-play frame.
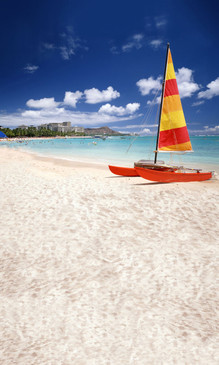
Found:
[0,147,218,365]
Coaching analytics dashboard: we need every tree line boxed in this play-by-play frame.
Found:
[0,127,85,138]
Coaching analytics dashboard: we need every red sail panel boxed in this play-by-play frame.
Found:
[158,49,192,152]
[164,79,179,97]
[159,126,190,149]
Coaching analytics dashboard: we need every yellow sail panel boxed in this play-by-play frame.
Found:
[167,50,173,64]
[162,94,183,114]
[158,48,192,152]
[166,62,176,81]
[160,110,186,131]
[159,141,192,151]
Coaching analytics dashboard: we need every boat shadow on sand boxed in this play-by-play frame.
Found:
[106,176,170,185]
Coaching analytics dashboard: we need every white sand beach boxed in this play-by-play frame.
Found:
[0,147,218,364]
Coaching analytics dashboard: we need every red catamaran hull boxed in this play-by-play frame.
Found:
[108,164,177,177]
[108,165,139,176]
[136,167,212,183]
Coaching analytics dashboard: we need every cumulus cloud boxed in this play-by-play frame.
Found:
[26,97,59,109]
[126,103,140,113]
[198,77,219,99]
[122,34,144,53]
[84,86,120,104]
[24,64,39,74]
[22,107,65,118]
[63,91,83,107]
[175,67,200,98]
[98,103,140,116]
[141,128,152,134]
[136,76,162,96]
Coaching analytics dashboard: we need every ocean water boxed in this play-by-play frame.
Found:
[1,136,219,172]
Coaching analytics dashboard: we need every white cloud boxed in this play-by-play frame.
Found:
[118,127,154,135]
[147,96,161,105]
[59,29,88,60]
[122,123,158,128]
[122,34,144,52]
[198,77,219,99]
[110,46,119,54]
[43,43,55,50]
[98,103,140,116]
[192,100,205,107]
[141,128,152,134]
[26,97,59,109]
[136,76,162,96]
[0,107,138,128]
[0,99,140,128]
[63,91,83,107]
[126,103,140,113]
[112,123,157,130]
[175,67,200,98]
[204,125,219,132]
[149,39,163,49]
[24,64,39,74]
[22,107,65,118]
[84,86,120,104]
[60,46,74,60]
[43,27,88,61]
[155,16,167,29]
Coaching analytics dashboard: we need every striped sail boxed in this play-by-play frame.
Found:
[158,49,192,152]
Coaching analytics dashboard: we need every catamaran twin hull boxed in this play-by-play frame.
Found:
[108,165,213,182]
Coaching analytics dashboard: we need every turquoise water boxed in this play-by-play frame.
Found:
[1,136,219,171]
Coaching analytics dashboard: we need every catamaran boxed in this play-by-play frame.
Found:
[108,43,213,182]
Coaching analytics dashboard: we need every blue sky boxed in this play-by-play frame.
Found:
[0,0,218,135]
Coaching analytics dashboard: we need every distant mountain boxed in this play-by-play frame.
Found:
[84,126,126,136]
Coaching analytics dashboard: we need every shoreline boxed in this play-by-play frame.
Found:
[1,143,219,175]
[0,146,219,187]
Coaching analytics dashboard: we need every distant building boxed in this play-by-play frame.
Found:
[18,125,29,130]
[36,122,84,134]
[72,126,84,133]
[38,124,48,129]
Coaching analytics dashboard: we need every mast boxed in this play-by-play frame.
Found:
[154,43,170,164]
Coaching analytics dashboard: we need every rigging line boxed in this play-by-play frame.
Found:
[126,88,161,154]
[148,100,161,159]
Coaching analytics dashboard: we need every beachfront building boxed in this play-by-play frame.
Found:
[18,125,29,130]
[72,126,84,133]
[46,122,72,133]
[37,122,84,134]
